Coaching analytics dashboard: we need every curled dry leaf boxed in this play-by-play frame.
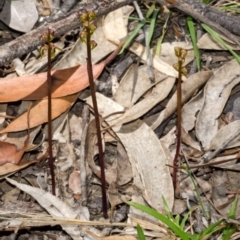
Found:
[196,59,240,149]
[85,119,117,184]
[0,104,31,165]
[0,160,39,178]
[116,142,132,185]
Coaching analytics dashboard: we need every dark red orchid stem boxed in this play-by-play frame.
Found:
[85,25,108,218]
[47,29,55,196]
[173,58,183,191]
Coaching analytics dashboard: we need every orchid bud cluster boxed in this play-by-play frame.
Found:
[39,29,62,58]
[79,11,97,50]
[173,47,188,76]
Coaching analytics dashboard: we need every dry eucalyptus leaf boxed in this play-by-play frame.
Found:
[116,142,132,185]
[0,94,78,133]
[6,178,84,240]
[209,120,240,150]
[181,127,201,152]
[197,33,240,50]
[0,46,120,103]
[85,93,125,121]
[115,120,174,212]
[130,42,180,78]
[196,59,240,150]
[211,170,240,217]
[0,160,39,178]
[0,0,38,32]
[113,64,167,109]
[182,91,204,132]
[112,77,175,130]
[103,6,134,45]
[160,42,194,66]
[107,182,126,218]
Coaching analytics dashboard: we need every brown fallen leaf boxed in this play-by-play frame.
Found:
[0,159,41,178]
[0,103,31,165]
[0,94,78,133]
[0,45,122,103]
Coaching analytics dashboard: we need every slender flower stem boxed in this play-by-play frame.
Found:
[173,60,182,190]
[172,47,187,191]
[47,29,55,195]
[85,21,108,218]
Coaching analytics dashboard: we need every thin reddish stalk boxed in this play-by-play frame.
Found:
[172,60,183,191]
[86,28,108,218]
[47,29,55,195]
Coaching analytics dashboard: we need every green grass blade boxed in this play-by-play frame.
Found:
[198,219,225,238]
[136,224,146,240]
[174,215,180,226]
[155,11,171,56]
[187,17,201,71]
[146,3,156,19]
[162,196,173,220]
[202,24,240,63]
[222,224,237,240]
[221,195,239,239]
[180,211,191,230]
[119,21,145,54]
[126,201,190,240]
[183,165,209,219]
[228,195,238,219]
[147,9,160,47]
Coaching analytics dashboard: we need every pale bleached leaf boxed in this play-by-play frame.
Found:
[111,77,175,130]
[209,120,240,150]
[182,127,201,152]
[182,91,204,132]
[113,64,167,108]
[196,59,240,150]
[197,33,240,50]
[6,178,84,240]
[116,120,174,212]
[103,6,134,45]
[0,0,38,32]
[160,42,194,66]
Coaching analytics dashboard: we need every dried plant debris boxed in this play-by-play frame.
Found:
[1,0,240,239]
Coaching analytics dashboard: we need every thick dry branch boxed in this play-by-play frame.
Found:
[0,0,240,66]
[0,0,133,66]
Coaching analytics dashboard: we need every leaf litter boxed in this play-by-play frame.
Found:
[1,1,240,239]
